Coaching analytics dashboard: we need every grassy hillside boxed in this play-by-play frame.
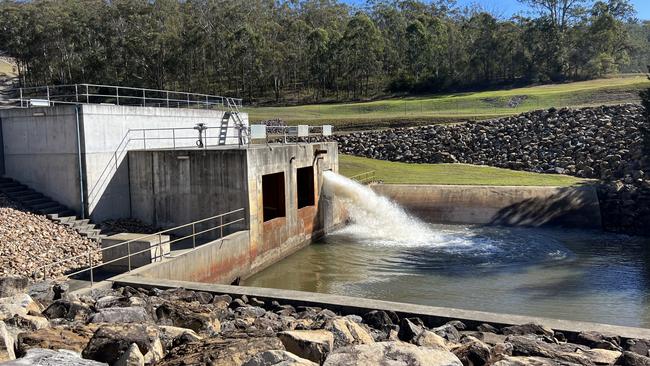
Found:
[247,75,650,129]
[0,59,16,76]
[339,155,585,186]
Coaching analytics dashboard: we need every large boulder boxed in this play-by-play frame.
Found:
[323,341,463,366]
[113,343,145,366]
[0,320,16,361]
[89,307,152,324]
[0,294,41,320]
[17,326,94,355]
[325,318,374,348]
[82,324,163,365]
[243,350,317,366]
[154,302,221,335]
[278,330,334,364]
[157,334,284,366]
[1,348,108,366]
[0,276,28,298]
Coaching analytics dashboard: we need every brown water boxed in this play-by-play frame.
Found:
[244,224,650,328]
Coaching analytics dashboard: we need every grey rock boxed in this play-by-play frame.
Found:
[2,348,107,366]
[323,341,463,366]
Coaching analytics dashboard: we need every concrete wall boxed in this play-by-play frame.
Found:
[0,104,249,221]
[127,142,344,284]
[246,142,341,275]
[128,148,249,234]
[0,106,82,211]
[372,184,602,229]
[81,104,248,221]
[131,231,251,284]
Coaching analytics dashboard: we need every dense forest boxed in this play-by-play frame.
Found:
[0,0,649,104]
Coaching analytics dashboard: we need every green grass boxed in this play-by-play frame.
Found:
[339,155,585,186]
[246,75,650,129]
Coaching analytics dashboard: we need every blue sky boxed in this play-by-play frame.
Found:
[345,0,650,20]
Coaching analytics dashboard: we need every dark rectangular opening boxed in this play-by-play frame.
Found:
[262,172,286,221]
[297,166,315,209]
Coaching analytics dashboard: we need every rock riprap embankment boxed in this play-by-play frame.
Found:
[334,104,646,181]
[1,282,649,365]
[0,195,101,279]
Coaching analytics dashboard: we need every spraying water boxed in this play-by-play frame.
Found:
[323,171,441,246]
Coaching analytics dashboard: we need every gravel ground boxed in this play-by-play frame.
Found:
[0,194,102,279]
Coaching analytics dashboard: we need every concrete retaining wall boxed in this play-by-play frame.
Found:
[0,106,82,210]
[130,231,251,284]
[0,105,249,220]
[372,184,602,229]
[82,104,248,221]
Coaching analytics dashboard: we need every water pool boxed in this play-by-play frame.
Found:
[244,224,650,328]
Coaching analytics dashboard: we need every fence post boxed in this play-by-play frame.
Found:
[46,86,50,105]
[172,129,176,150]
[143,130,147,150]
[116,86,120,106]
[143,89,146,107]
[127,241,132,272]
[192,223,196,249]
[75,85,79,103]
[86,85,90,103]
[19,88,23,108]
[158,234,162,262]
[220,215,223,239]
[88,250,94,288]
[166,91,169,108]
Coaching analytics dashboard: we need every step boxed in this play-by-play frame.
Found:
[5,189,35,198]
[11,192,43,201]
[0,185,28,193]
[30,201,60,210]
[22,197,51,206]
[49,215,77,224]
[36,206,70,215]
[79,228,101,238]
[0,182,22,189]
[75,223,96,232]
[71,219,90,228]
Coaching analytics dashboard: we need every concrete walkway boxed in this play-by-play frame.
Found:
[114,275,650,340]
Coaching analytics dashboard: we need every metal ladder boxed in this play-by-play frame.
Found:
[223,97,249,146]
[217,111,231,145]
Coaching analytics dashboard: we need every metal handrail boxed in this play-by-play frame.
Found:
[16,83,243,109]
[33,208,246,287]
[349,170,376,184]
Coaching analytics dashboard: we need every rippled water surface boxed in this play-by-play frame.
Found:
[244,224,650,327]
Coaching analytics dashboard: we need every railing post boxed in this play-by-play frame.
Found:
[116,86,120,106]
[220,215,223,239]
[88,250,94,288]
[158,234,162,261]
[166,91,169,108]
[75,84,79,103]
[46,86,50,104]
[127,241,132,272]
[86,85,90,103]
[143,130,147,150]
[143,89,146,107]
[19,88,23,108]
[187,94,190,107]
[172,129,176,150]
[192,223,196,249]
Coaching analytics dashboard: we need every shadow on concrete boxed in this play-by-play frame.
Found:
[489,186,601,229]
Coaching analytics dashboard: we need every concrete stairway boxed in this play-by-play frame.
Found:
[0,177,103,241]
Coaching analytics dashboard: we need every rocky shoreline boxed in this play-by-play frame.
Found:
[0,280,648,365]
[317,104,650,236]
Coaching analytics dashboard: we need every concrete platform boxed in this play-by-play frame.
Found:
[113,275,650,341]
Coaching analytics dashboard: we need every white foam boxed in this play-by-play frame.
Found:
[323,171,442,246]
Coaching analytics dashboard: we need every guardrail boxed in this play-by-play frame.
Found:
[348,170,377,185]
[15,83,243,109]
[33,208,246,288]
